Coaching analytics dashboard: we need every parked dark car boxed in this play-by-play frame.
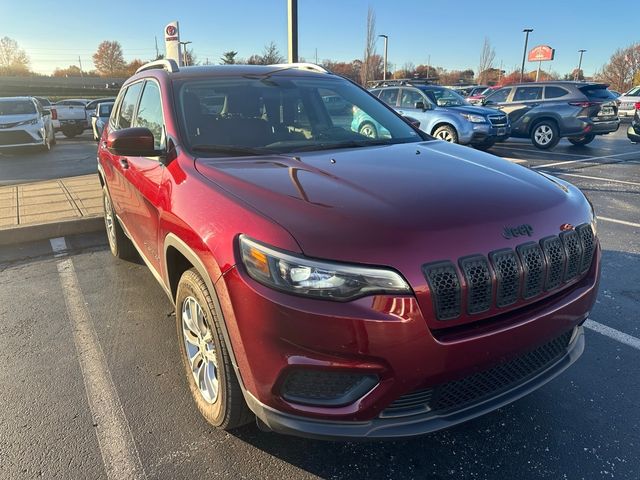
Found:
[627,107,640,143]
[482,81,620,149]
[99,60,599,440]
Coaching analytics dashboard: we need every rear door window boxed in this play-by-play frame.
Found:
[513,86,543,102]
[116,82,143,129]
[378,88,399,106]
[399,89,424,108]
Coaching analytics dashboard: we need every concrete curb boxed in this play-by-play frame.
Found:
[0,215,105,246]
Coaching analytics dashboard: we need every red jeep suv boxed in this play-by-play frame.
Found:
[98,60,600,439]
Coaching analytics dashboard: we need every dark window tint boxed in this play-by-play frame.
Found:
[544,86,569,99]
[378,88,399,106]
[400,89,424,108]
[579,85,616,101]
[370,89,381,98]
[35,97,51,107]
[134,82,164,149]
[485,87,510,104]
[514,86,543,102]
[0,100,36,115]
[99,103,113,117]
[116,82,143,129]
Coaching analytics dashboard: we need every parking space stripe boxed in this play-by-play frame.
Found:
[57,256,147,480]
[494,145,592,158]
[533,151,638,169]
[585,319,640,351]
[548,172,640,187]
[597,216,640,228]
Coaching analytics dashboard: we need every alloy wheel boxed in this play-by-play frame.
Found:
[436,130,454,142]
[534,125,553,145]
[103,193,116,248]
[181,296,219,404]
[359,124,377,138]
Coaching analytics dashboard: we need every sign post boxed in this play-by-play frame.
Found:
[527,45,555,82]
[164,21,181,66]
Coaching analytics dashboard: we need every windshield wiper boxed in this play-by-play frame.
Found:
[191,144,271,157]
[290,139,394,153]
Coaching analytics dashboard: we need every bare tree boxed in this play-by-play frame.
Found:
[360,6,377,85]
[477,37,495,84]
[0,37,30,75]
[596,43,640,92]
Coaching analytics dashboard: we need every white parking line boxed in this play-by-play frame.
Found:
[56,254,146,480]
[597,216,640,228]
[548,172,640,187]
[533,151,639,169]
[495,145,592,158]
[585,319,640,351]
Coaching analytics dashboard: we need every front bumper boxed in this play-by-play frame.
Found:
[218,241,600,439]
[247,327,584,440]
[460,122,511,145]
[0,125,45,148]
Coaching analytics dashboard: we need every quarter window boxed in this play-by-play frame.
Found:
[514,86,543,102]
[116,82,143,129]
[134,82,165,149]
[544,86,569,99]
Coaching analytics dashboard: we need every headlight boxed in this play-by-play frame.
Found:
[239,235,411,301]
[460,113,486,123]
[17,118,39,126]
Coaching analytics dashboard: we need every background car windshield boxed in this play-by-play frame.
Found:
[0,100,36,115]
[624,86,640,96]
[419,87,468,107]
[99,103,113,116]
[174,75,422,154]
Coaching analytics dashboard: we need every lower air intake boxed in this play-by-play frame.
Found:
[281,370,378,407]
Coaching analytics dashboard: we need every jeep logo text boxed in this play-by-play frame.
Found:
[502,224,533,239]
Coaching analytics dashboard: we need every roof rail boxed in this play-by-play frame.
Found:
[267,62,330,74]
[136,59,180,75]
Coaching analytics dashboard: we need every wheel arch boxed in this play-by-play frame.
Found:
[430,121,458,136]
[527,115,561,135]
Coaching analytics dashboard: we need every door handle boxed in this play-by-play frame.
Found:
[119,158,129,169]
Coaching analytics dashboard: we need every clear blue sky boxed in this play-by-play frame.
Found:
[2,0,636,76]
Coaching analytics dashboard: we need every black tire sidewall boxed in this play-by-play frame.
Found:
[434,125,458,143]
[568,133,596,146]
[175,270,228,426]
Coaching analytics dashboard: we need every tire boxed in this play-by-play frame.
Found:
[176,268,253,430]
[358,122,378,139]
[474,140,496,151]
[433,125,459,143]
[568,134,595,146]
[102,185,137,260]
[62,127,78,138]
[530,120,560,149]
[39,134,51,152]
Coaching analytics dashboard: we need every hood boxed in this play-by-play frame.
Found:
[438,104,503,116]
[195,141,592,267]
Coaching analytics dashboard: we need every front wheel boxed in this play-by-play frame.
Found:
[358,122,378,139]
[531,121,559,149]
[568,134,595,146]
[102,186,137,260]
[433,125,458,143]
[176,269,253,430]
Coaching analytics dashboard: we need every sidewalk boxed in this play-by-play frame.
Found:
[0,175,104,246]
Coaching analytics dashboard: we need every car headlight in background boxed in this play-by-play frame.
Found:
[460,113,486,123]
[17,118,39,126]
[239,235,411,301]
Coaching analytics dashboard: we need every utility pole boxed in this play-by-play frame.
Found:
[536,60,541,81]
[155,36,159,59]
[77,56,84,78]
[378,34,388,81]
[498,59,503,83]
[426,54,431,80]
[520,28,533,83]
[287,0,298,63]
[315,48,318,64]
[179,41,192,66]
[576,49,586,81]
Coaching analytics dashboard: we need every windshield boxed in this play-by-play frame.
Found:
[625,86,640,96]
[0,99,36,115]
[419,87,469,107]
[174,74,424,155]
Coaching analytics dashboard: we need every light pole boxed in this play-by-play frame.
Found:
[520,28,533,83]
[378,34,388,81]
[288,0,298,63]
[575,49,586,81]
[179,41,192,66]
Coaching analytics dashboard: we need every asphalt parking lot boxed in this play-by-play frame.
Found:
[1,127,639,479]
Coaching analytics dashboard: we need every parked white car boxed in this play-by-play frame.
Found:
[617,86,640,117]
[0,96,55,151]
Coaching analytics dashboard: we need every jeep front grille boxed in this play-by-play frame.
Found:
[423,224,595,321]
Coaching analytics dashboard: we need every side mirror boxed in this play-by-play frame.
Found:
[403,115,421,128]
[107,128,164,158]
[41,110,51,116]
[415,101,429,111]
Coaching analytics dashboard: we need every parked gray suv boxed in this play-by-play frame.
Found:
[482,81,619,149]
